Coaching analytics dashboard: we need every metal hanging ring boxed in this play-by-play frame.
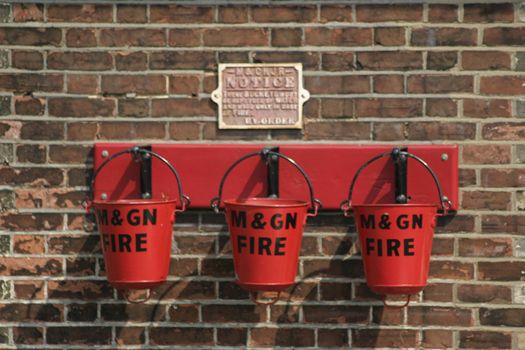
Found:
[249,291,281,305]
[340,149,450,216]
[210,150,321,215]
[87,146,190,212]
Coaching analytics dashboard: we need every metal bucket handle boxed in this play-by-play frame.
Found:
[86,146,190,212]
[210,150,321,216]
[340,149,451,216]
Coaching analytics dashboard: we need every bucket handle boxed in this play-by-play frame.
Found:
[340,149,451,216]
[121,289,151,304]
[250,291,281,305]
[210,150,321,216]
[382,294,411,308]
[86,146,190,212]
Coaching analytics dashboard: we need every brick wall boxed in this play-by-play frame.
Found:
[0,2,524,349]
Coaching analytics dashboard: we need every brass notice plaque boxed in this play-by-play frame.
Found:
[211,63,310,129]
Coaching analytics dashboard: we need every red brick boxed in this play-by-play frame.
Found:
[464,3,514,23]
[374,75,403,93]
[13,235,44,254]
[373,122,405,141]
[252,6,317,23]
[150,327,213,346]
[427,51,457,70]
[428,4,458,22]
[49,145,91,164]
[374,27,405,46]
[0,257,62,275]
[48,5,112,22]
[100,29,166,47]
[459,238,513,257]
[13,327,43,344]
[480,308,525,327]
[408,307,473,326]
[320,5,353,23]
[320,282,351,300]
[101,304,166,322]
[98,121,166,140]
[116,99,147,118]
[16,144,46,163]
[484,27,525,46]
[0,28,61,46]
[305,121,371,140]
[408,75,473,93]
[117,5,146,23]
[251,328,314,347]
[304,305,369,323]
[429,261,474,280]
[101,75,166,95]
[460,331,512,349]
[356,98,422,117]
[483,122,525,140]
[169,75,200,95]
[67,122,98,141]
[357,51,422,70]
[14,281,45,299]
[169,29,202,47]
[204,28,269,46]
[411,28,477,46]
[423,283,453,302]
[353,330,418,348]
[252,51,319,70]
[356,5,422,22]
[115,327,145,345]
[47,327,111,345]
[458,284,512,303]
[321,98,353,118]
[12,50,43,70]
[0,304,62,322]
[463,145,511,164]
[462,51,511,70]
[218,6,248,23]
[481,215,525,234]
[436,215,476,233]
[463,99,511,117]
[421,330,454,349]
[305,76,369,94]
[13,4,44,22]
[115,52,147,71]
[0,74,63,93]
[372,306,404,324]
[168,304,199,322]
[169,122,201,140]
[460,169,477,187]
[150,51,216,70]
[432,237,455,256]
[302,259,363,278]
[482,168,525,187]
[48,235,99,254]
[152,98,214,117]
[426,98,457,117]
[14,96,44,115]
[0,167,63,186]
[48,52,113,71]
[48,281,112,300]
[408,122,475,140]
[150,5,214,23]
[305,27,372,46]
[49,98,115,117]
[462,191,511,210]
[67,74,98,94]
[65,29,97,47]
[272,28,302,47]
[479,261,525,281]
[481,76,525,95]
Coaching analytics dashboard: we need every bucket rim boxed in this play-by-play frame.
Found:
[351,203,438,208]
[224,197,309,208]
[92,198,178,206]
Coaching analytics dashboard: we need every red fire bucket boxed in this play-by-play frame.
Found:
[341,150,450,307]
[211,150,320,304]
[88,147,190,302]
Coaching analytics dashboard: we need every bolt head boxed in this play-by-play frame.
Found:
[441,153,449,161]
[101,150,109,158]
[101,193,108,200]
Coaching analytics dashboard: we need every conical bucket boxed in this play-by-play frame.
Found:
[211,150,320,304]
[88,147,190,302]
[341,150,450,306]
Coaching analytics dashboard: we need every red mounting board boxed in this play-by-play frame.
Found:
[92,144,458,211]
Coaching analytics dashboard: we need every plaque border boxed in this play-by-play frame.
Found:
[211,63,310,130]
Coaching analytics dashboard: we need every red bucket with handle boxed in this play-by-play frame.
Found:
[211,150,320,304]
[88,147,190,302]
[341,150,450,307]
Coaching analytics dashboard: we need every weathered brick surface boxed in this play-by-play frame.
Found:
[1,2,524,349]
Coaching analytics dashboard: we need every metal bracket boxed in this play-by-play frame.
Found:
[392,147,408,204]
[132,145,152,199]
[262,146,279,198]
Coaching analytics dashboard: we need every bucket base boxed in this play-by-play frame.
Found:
[370,284,426,296]
[238,281,293,292]
[109,279,165,290]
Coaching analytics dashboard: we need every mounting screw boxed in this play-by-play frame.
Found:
[142,192,151,199]
[441,153,448,161]
[143,152,151,160]
[101,150,109,158]
[101,193,107,200]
